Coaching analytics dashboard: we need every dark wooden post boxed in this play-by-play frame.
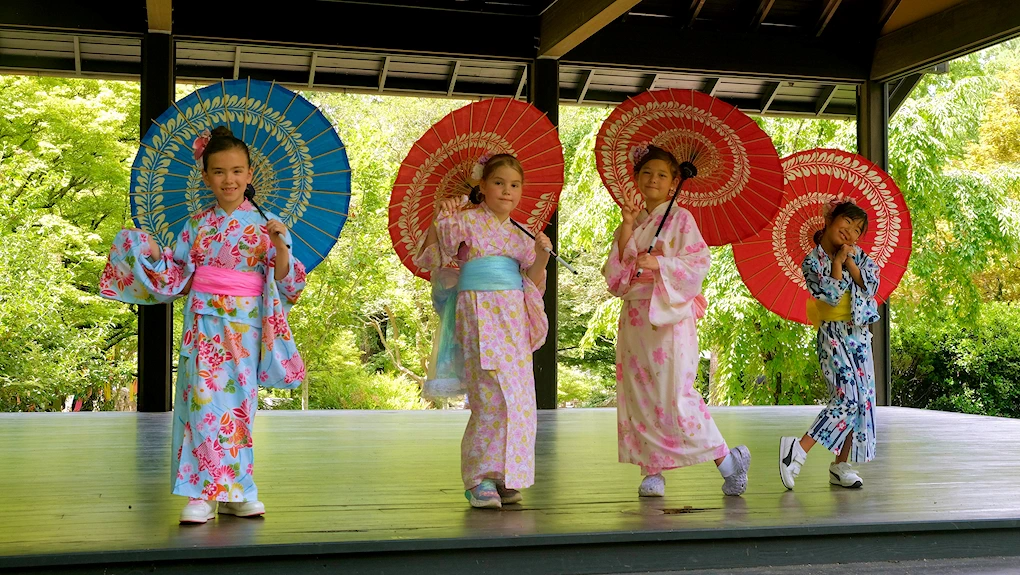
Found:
[857,79,892,406]
[529,58,559,410]
[137,31,175,412]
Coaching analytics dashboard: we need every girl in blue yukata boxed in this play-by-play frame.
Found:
[100,126,306,523]
[778,200,880,490]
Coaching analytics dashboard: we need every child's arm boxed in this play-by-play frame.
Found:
[847,248,880,296]
[527,232,552,286]
[414,198,465,271]
[802,250,849,306]
[617,195,639,262]
[649,210,710,307]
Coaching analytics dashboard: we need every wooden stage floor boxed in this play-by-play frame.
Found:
[2,407,1020,574]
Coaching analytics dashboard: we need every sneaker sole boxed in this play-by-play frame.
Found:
[179,513,215,524]
[779,437,797,490]
[829,477,864,489]
[465,491,502,509]
[501,493,523,505]
[218,506,266,517]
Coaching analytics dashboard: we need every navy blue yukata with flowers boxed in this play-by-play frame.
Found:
[802,245,881,463]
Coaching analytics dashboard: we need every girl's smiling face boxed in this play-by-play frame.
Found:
[825,213,866,247]
[202,147,253,211]
[637,158,680,209]
[480,164,523,220]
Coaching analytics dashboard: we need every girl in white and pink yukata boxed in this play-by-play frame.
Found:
[414,154,551,509]
[602,144,750,498]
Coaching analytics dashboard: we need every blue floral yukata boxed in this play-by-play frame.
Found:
[802,245,880,463]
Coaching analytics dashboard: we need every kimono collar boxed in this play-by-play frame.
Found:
[478,201,514,228]
[635,198,674,226]
[213,198,254,218]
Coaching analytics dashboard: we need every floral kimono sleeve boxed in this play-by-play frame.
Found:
[513,235,549,351]
[851,250,881,325]
[99,223,195,305]
[648,210,711,326]
[602,225,638,298]
[268,222,306,312]
[802,249,849,306]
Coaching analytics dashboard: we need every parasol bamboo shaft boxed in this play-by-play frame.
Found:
[510,219,578,275]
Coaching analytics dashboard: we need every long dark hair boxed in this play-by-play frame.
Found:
[813,201,869,245]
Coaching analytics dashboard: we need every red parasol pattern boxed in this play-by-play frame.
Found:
[596,88,785,246]
[389,97,564,280]
[732,148,913,325]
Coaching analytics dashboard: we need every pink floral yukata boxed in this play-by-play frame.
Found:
[415,202,548,490]
[602,202,729,475]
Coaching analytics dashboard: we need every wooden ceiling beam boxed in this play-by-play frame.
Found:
[752,0,776,29]
[539,0,643,58]
[816,0,842,37]
[873,0,1020,81]
[146,0,172,33]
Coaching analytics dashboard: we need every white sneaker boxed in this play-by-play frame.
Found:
[779,436,806,490]
[721,445,751,496]
[179,499,216,524]
[219,500,266,517]
[829,462,863,488]
[638,474,665,497]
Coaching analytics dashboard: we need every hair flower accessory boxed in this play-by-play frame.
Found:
[192,129,211,162]
[470,152,492,181]
[629,143,650,166]
[822,195,855,218]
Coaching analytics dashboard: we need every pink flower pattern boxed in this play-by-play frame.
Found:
[414,203,548,490]
[98,199,306,502]
[602,203,729,475]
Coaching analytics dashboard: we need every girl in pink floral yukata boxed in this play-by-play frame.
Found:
[414,153,551,509]
[602,144,750,498]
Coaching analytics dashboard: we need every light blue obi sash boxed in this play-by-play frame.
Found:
[423,256,523,399]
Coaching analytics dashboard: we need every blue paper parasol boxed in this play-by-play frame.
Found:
[131,79,351,272]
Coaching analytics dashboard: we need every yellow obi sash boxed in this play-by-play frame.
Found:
[806,292,851,329]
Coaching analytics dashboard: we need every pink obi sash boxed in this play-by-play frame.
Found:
[192,266,264,297]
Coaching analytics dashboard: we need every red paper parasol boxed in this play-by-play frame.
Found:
[596,88,785,246]
[732,149,913,325]
[389,97,564,279]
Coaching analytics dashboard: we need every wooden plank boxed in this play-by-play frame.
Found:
[816,0,842,37]
[878,0,904,31]
[643,72,659,91]
[873,0,1020,81]
[576,68,594,102]
[688,0,707,27]
[145,0,172,33]
[378,55,390,92]
[562,22,869,82]
[759,81,781,112]
[752,0,776,29]
[3,407,1020,574]
[539,0,644,58]
[889,72,923,116]
[814,84,837,115]
[307,51,317,88]
[447,60,460,96]
[514,65,527,99]
[702,77,720,96]
[232,45,240,80]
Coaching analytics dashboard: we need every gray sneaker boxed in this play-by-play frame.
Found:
[721,445,751,496]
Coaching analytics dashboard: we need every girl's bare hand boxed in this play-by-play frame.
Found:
[437,197,462,218]
[621,194,640,226]
[636,252,659,271]
[534,231,552,256]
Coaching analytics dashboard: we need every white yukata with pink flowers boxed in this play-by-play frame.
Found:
[415,203,548,490]
[602,202,728,475]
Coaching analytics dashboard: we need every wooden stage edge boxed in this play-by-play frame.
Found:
[3,406,1020,574]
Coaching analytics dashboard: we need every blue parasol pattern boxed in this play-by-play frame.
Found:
[131,79,351,272]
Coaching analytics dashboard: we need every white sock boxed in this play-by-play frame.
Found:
[717,451,738,477]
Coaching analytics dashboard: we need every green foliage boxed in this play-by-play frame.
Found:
[0,77,140,412]
[893,302,1020,417]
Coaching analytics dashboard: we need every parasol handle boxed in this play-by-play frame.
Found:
[510,219,579,275]
[246,184,290,247]
[636,161,697,278]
